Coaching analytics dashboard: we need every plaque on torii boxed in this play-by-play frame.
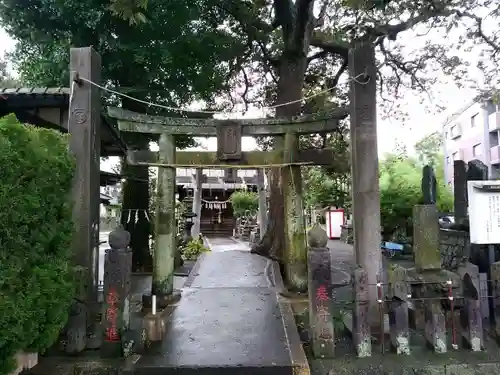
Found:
[217,121,242,161]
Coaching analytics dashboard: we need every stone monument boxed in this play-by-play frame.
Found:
[101,226,133,357]
[307,223,335,358]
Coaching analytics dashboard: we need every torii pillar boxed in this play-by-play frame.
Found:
[348,42,382,309]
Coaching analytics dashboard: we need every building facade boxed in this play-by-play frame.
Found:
[442,96,499,185]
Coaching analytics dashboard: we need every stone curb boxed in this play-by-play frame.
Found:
[183,252,208,288]
[269,260,310,375]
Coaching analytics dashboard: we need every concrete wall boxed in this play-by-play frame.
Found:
[443,99,499,184]
[439,228,470,270]
[443,101,484,185]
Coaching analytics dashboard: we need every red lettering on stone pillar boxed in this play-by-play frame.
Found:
[316,285,329,302]
[104,288,120,342]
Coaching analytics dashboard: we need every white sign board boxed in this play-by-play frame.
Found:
[468,180,500,244]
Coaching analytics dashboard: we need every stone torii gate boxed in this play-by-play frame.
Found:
[107,106,348,300]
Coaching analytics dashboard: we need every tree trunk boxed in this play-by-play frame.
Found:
[120,98,151,272]
[253,55,308,291]
[252,158,285,263]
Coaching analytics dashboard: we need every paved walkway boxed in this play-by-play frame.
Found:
[134,237,299,375]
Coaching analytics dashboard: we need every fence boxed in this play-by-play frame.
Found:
[308,252,493,359]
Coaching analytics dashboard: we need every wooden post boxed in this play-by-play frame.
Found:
[458,262,483,351]
[348,43,382,307]
[353,267,371,357]
[152,133,177,301]
[282,133,308,292]
[424,299,447,353]
[69,47,101,306]
[491,261,500,341]
[387,266,410,355]
[453,160,468,224]
[192,168,202,239]
[257,168,267,236]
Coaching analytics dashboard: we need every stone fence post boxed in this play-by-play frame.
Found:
[307,224,335,358]
[101,227,132,357]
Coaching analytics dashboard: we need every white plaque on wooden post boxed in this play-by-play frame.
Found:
[468,180,500,244]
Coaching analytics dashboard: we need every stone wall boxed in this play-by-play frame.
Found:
[439,228,470,270]
[340,225,470,271]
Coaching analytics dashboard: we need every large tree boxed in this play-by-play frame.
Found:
[0,0,242,271]
[3,0,499,291]
[189,0,496,291]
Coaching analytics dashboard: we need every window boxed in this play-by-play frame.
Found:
[471,113,478,127]
[452,152,458,160]
[450,124,461,138]
[473,143,482,157]
[490,131,499,147]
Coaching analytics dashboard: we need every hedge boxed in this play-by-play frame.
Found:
[0,115,75,375]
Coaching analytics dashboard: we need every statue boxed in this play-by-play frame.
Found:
[421,165,437,205]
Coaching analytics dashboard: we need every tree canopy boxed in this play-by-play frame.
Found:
[0,0,243,114]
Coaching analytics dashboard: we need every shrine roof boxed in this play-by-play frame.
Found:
[0,87,69,108]
[0,86,127,156]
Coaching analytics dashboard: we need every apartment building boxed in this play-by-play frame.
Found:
[442,96,499,185]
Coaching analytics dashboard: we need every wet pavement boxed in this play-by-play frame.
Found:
[187,251,269,288]
[205,236,251,252]
[134,238,294,375]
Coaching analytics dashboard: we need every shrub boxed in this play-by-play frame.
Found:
[0,115,75,375]
[229,190,258,217]
[181,239,210,260]
[379,153,453,240]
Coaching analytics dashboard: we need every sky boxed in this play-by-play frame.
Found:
[0,14,489,173]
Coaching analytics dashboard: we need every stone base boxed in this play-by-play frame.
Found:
[143,313,166,343]
[142,290,181,310]
[323,359,500,375]
[343,312,391,337]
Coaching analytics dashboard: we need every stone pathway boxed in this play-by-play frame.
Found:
[133,238,301,375]
[205,236,251,252]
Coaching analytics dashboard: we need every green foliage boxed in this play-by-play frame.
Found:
[379,155,422,238]
[304,167,351,210]
[229,191,259,217]
[379,150,453,239]
[0,57,19,87]
[414,132,443,167]
[302,130,351,211]
[2,0,242,100]
[181,239,210,260]
[0,115,75,375]
[108,0,148,25]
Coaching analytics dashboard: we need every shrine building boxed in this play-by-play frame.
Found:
[175,168,263,237]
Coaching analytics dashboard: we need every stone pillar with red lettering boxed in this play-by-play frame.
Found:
[101,227,132,357]
[307,223,335,358]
